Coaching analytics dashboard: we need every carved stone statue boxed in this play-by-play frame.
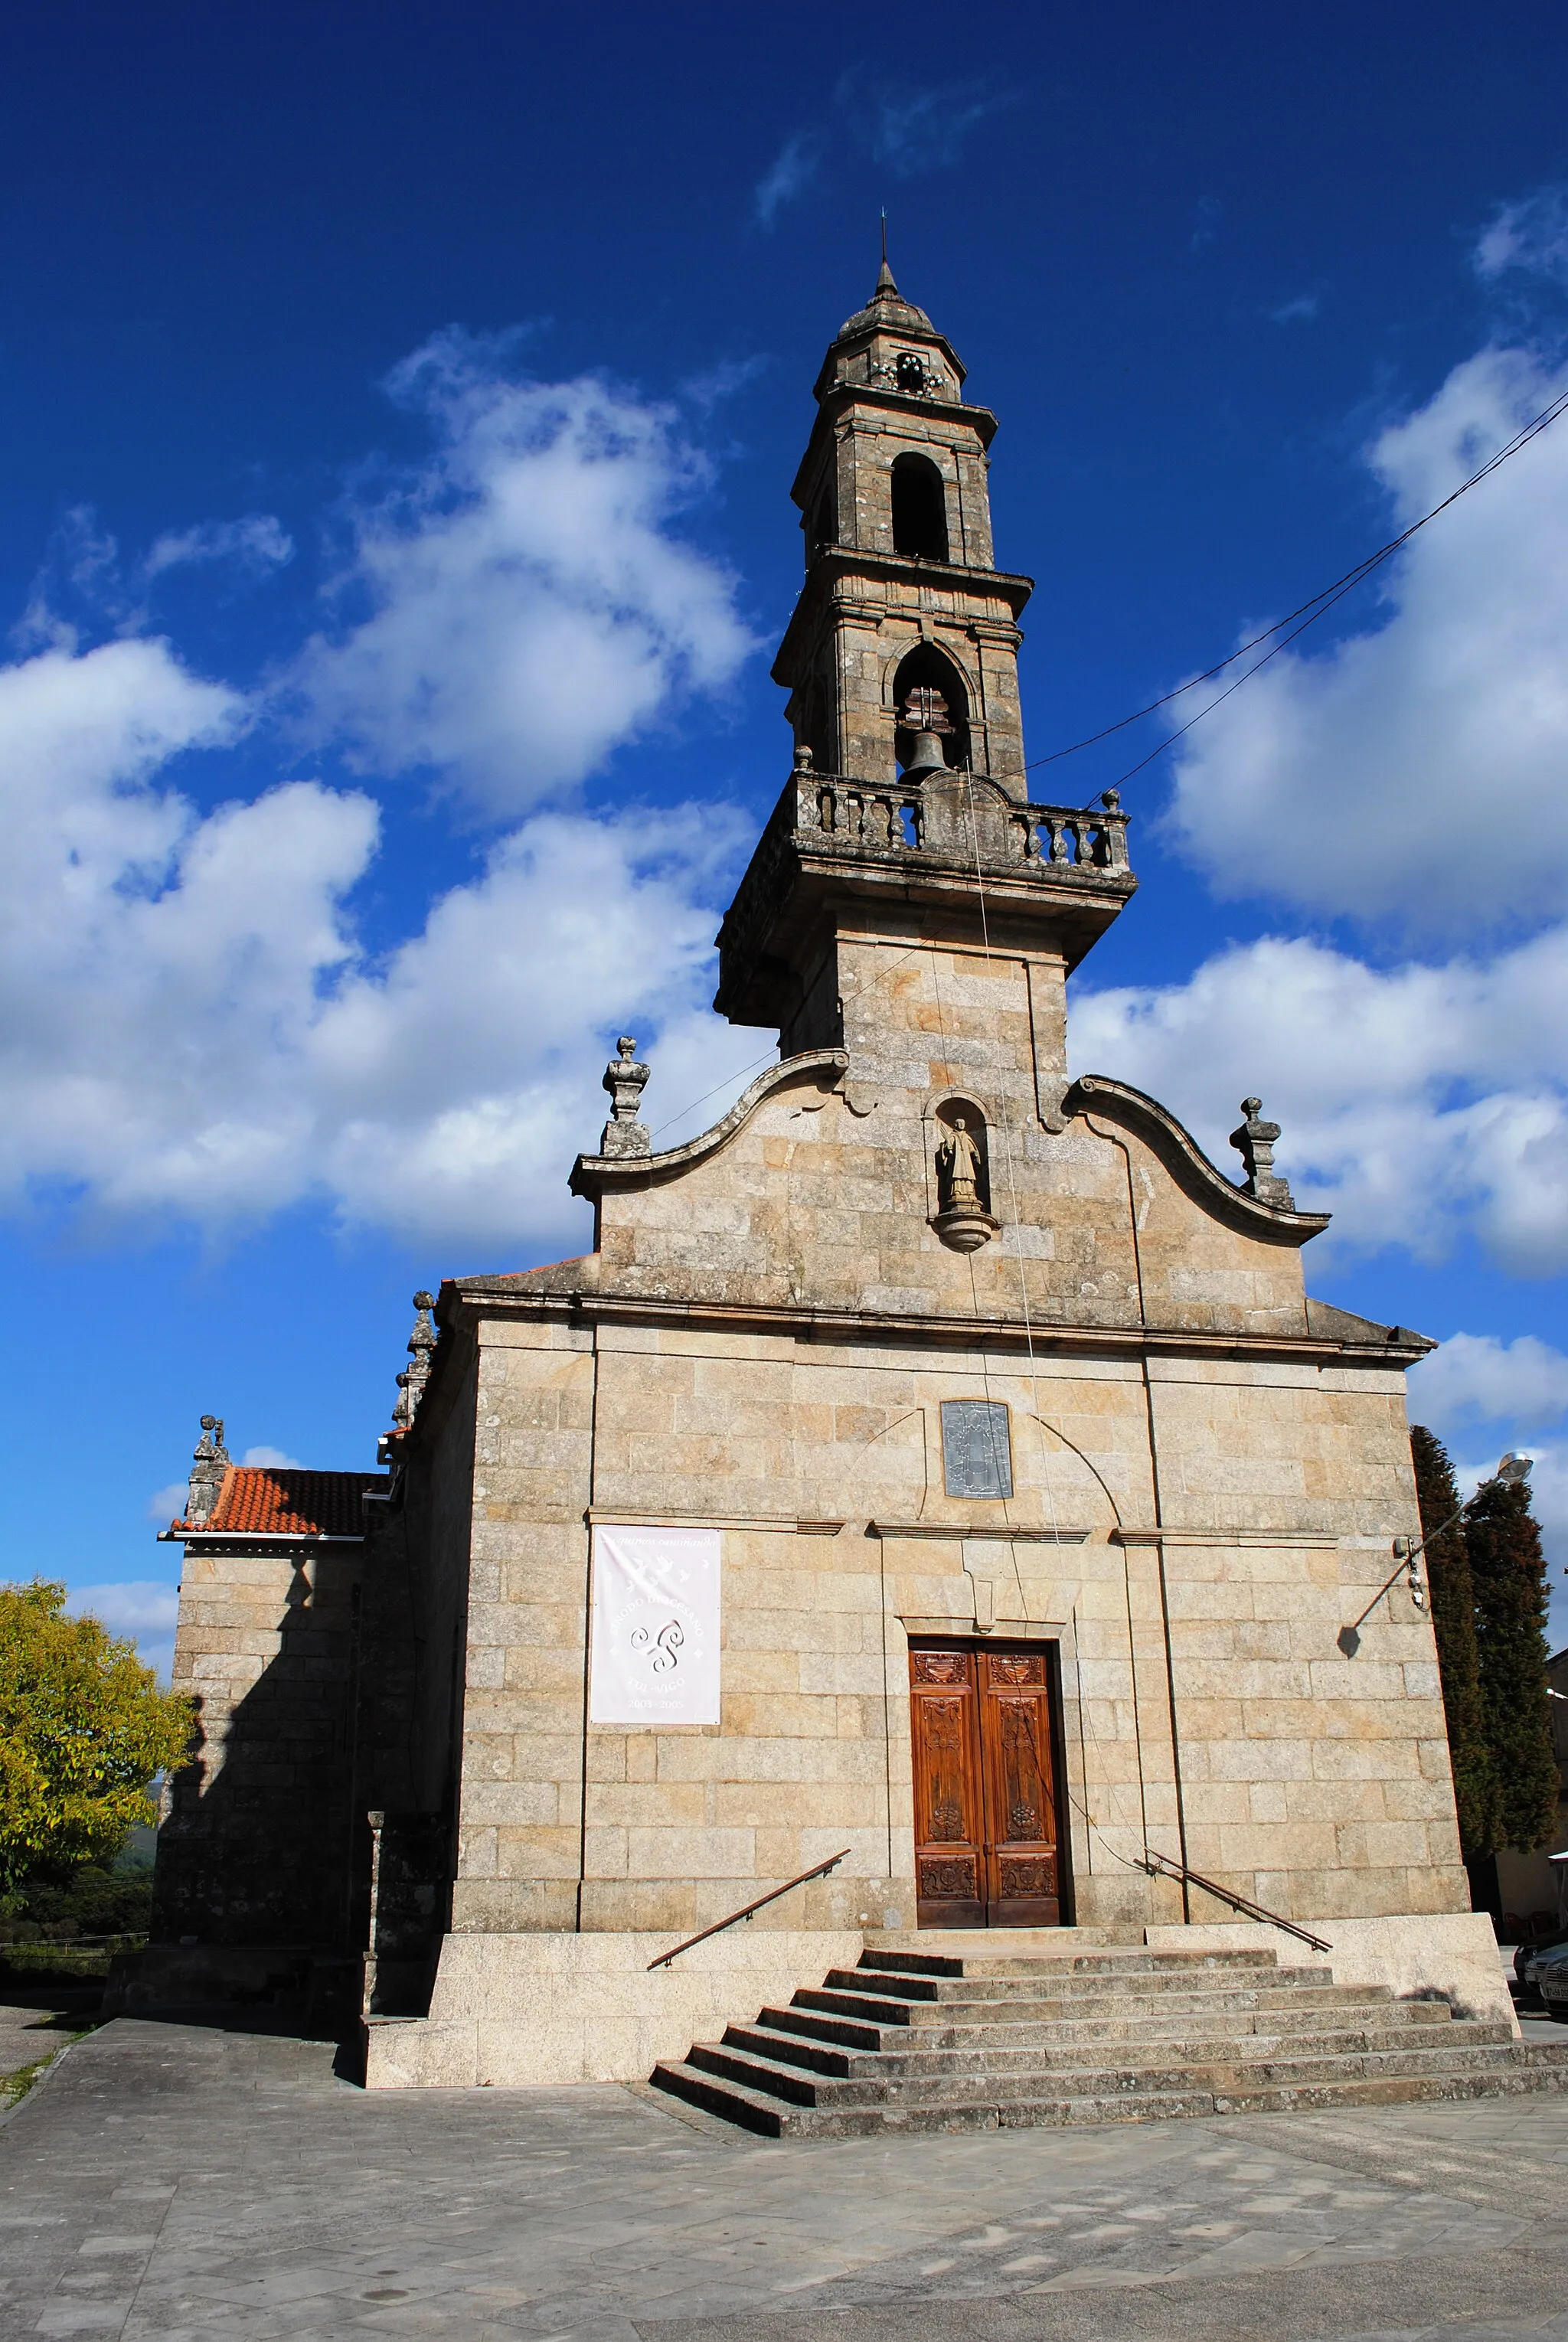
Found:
[185,1413,230,1526]
[936,1115,982,1210]
[931,1112,999,1252]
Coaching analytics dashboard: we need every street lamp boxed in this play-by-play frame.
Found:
[1338,1452,1533,1657]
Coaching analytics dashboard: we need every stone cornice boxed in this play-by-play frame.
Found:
[1069,1076,1332,1245]
[794,384,997,485]
[443,1282,1436,1368]
[773,549,1033,681]
[569,1049,847,1200]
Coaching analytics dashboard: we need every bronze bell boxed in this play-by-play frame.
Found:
[899,684,953,779]
[901,726,950,779]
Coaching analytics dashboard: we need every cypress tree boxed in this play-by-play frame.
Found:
[1466,1469,1560,1854]
[1411,1426,1500,1857]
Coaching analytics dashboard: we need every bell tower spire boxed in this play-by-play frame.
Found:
[774,260,1024,786]
[715,266,1135,1085]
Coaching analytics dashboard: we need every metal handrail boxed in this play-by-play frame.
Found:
[1139,1850,1332,1954]
[647,1850,851,1971]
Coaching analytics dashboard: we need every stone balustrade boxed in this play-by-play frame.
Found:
[802,770,1132,877]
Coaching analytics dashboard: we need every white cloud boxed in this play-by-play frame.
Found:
[756,136,820,227]
[292,335,755,817]
[146,1481,188,1526]
[1164,345,1568,930]
[0,341,775,1255]
[850,76,1019,173]
[1266,290,1321,325]
[1475,187,1568,287]
[1071,924,1568,1272]
[65,1579,180,1682]
[1408,1334,1568,1436]
[307,802,762,1247]
[0,629,760,1250]
[240,1445,303,1468]
[145,514,294,578]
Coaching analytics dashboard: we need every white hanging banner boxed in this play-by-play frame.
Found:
[588,1524,721,1726]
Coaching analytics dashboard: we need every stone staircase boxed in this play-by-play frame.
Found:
[650,1942,1568,2137]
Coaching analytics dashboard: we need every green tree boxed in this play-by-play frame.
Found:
[1411,1426,1501,1857]
[1466,1475,1560,1854]
[0,1579,192,1892]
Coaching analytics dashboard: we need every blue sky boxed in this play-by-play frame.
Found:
[5,0,1568,1666]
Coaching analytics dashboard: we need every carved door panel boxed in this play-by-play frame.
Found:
[910,1641,1063,1927]
[977,1648,1060,1926]
[909,1648,985,1926]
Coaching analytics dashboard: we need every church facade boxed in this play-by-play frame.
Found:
[145,265,1506,2084]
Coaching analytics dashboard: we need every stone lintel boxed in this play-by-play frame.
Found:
[897,1616,1067,1638]
[871,1521,1091,1543]
[585,1507,843,1536]
[1110,1527,1341,1550]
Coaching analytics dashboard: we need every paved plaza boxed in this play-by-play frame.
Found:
[3,2007,1568,2341]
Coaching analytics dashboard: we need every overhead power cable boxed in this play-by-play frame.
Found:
[1026,378,1568,787]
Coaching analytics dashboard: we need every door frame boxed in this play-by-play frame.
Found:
[906,1634,1076,1929]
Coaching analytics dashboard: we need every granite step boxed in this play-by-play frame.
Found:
[649,1939,1568,2138]
[678,2028,1536,2112]
[651,2056,1568,2140]
[793,1981,1403,2028]
[752,1994,1454,2058]
[723,2014,1514,2081]
[815,1959,1298,2002]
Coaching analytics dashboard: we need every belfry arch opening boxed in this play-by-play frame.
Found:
[891,453,949,562]
[893,644,971,773]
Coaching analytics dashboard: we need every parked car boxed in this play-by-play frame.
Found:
[1514,1929,1568,2004]
[1527,1942,1568,2019]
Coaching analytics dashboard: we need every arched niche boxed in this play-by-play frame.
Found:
[892,643,971,774]
[929,1093,993,1216]
[891,452,949,561]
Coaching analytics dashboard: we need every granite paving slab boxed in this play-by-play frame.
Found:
[1,2016,1566,2341]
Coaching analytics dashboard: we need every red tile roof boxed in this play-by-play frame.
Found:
[178,1466,387,1539]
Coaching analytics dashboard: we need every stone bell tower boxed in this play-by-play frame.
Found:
[717,257,1135,1116]
[774,255,1030,789]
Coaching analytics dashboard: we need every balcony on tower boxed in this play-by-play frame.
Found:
[713,745,1135,1047]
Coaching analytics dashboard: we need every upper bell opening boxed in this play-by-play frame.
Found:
[891,453,949,561]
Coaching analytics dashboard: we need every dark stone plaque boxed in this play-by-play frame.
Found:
[940,1399,1014,1500]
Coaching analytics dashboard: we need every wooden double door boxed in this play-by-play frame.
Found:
[909,1640,1067,1927]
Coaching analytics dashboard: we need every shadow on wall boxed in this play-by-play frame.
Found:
[109,1511,459,2040]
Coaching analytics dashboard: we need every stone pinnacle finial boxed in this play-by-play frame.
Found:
[1229,1096,1294,1207]
[185,1413,230,1526]
[390,1292,437,1432]
[599,1035,651,1158]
